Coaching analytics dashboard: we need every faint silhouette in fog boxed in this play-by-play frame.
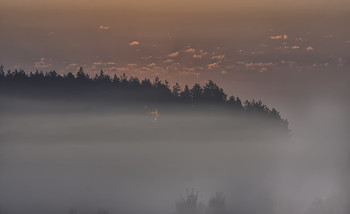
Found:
[177,189,205,214]
[177,190,229,214]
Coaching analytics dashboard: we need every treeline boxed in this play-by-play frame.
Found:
[0,66,288,130]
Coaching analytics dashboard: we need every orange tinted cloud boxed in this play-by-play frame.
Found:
[129,41,140,46]
[98,25,110,30]
[168,52,180,57]
[306,46,314,51]
[185,48,196,53]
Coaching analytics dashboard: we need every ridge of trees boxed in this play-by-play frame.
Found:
[0,65,288,130]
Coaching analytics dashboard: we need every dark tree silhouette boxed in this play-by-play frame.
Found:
[173,82,182,97]
[190,84,203,103]
[0,65,289,132]
[227,96,243,110]
[180,85,191,102]
[202,80,227,103]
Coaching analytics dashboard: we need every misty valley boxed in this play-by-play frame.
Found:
[0,68,348,214]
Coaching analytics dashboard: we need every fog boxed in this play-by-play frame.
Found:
[0,97,349,214]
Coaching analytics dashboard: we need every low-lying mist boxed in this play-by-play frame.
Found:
[0,97,348,214]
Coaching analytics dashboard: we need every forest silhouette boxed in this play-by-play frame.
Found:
[0,65,288,132]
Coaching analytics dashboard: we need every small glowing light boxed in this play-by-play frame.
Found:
[145,106,159,121]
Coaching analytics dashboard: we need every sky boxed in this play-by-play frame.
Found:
[0,0,349,124]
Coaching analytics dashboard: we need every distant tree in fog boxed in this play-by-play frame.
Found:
[177,189,205,214]
[206,192,226,214]
[177,191,229,214]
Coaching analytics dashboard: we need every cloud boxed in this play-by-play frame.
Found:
[179,71,200,77]
[98,25,111,30]
[345,40,350,44]
[47,32,55,36]
[259,67,268,72]
[291,45,300,49]
[168,52,180,57]
[127,63,137,67]
[245,62,273,68]
[270,35,282,40]
[66,63,78,70]
[185,48,196,53]
[92,61,117,69]
[241,62,274,72]
[208,62,218,69]
[221,70,228,75]
[185,67,196,72]
[255,62,273,67]
[193,50,207,59]
[116,66,130,72]
[148,63,156,67]
[306,46,314,51]
[163,59,174,63]
[129,41,140,46]
[34,57,51,69]
[141,56,152,60]
[93,62,103,66]
[270,34,287,40]
[212,55,225,61]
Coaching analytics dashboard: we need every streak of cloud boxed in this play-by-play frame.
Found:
[163,59,174,63]
[168,52,180,57]
[34,58,51,69]
[193,50,207,59]
[306,46,314,51]
[185,48,196,53]
[129,41,140,46]
[208,62,218,69]
[98,25,111,30]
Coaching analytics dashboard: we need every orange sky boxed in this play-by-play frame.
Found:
[1,0,349,121]
[2,0,350,12]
